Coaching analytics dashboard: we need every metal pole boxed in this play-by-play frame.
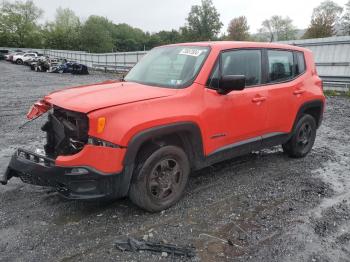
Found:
[105,54,107,73]
[124,53,126,71]
[115,53,117,73]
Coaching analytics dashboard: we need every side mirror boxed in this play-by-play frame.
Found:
[217,75,246,95]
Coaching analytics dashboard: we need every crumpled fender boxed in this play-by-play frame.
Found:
[27,99,52,120]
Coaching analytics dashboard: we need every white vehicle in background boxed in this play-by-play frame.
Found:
[6,52,24,62]
[13,52,37,65]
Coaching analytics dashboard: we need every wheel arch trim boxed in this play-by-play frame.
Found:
[118,122,205,197]
[123,121,205,167]
[293,99,324,131]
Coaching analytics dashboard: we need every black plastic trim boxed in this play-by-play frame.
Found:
[261,132,290,148]
[4,149,125,199]
[123,122,293,174]
[205,136,261,166]
[124,122,204,167]
[294,100,324,129]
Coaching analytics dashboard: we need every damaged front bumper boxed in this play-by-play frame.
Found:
[2,148,125,200]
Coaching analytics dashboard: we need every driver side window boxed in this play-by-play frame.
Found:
[207,49,262,90]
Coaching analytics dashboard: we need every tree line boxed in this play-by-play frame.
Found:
[0,0,350,53]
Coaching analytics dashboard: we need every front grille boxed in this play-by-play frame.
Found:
[42,107,89,157]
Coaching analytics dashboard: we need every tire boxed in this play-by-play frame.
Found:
[16,59,23,65]
[282,114,317,158]
[129,145,190,212]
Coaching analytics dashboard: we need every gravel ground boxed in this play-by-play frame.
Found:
[0,61,349,262]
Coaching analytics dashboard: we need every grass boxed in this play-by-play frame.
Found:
[323,89,350,97]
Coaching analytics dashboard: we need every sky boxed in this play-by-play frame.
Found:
[28,0,349,34]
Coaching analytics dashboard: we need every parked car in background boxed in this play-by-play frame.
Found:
[13,52,38,65]
[0,50,9,60]
[24,54,44,66]
[6,52,24,62]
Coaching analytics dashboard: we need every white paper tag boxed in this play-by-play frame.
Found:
[179,48,204,57]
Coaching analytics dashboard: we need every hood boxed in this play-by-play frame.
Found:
[44,80,178,113]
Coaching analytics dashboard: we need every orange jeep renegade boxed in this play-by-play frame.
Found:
[2,42,325,212]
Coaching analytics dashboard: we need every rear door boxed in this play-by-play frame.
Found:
[262,49,306,143]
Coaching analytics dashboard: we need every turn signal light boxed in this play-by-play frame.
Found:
[97,117,106,133]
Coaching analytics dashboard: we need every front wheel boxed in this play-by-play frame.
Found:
[129,145,190,212]
[282,114,317,158]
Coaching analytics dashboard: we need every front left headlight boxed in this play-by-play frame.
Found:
[87,136,121,148]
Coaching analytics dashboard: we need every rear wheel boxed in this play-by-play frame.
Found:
[282,114,317,158]
[129,145,190,212]
[16,59,23,65]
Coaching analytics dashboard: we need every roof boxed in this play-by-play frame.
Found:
[166,41,308,52]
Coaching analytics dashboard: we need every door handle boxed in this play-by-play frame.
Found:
[293,89,306,95]
[252,96,267,103]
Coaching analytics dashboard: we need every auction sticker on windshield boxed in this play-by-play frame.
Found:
[179,48,205,57]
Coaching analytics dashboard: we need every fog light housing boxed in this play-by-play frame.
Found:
[88,137,120,148]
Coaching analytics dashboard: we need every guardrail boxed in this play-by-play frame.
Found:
[43,50,147,72]
[0,47,147,72]
[323,81,350,93]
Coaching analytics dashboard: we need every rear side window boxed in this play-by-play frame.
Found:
[295,51,306,75]
[267,50,294,83]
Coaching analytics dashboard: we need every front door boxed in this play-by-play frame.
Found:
[203,49,268,155]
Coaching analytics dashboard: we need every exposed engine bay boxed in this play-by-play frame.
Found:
[42,107,89,158]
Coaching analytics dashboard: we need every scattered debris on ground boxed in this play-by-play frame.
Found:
[115,237,196,258]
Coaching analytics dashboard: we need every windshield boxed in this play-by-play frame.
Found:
[125,46,210,88]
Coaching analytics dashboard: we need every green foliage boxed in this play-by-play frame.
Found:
[0,2,185,52]
[112,23,146,51]
[183,0,223,41]
[80,16,115,53]
[151,30,183,46]
[323,89,350,97]
[0,0,43,47]
[3,0,349,52]
[303,0,343,39]
[227,16,250,41]
[259,16,297,41]
[42,8,81,50]
[341,1,350,35]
